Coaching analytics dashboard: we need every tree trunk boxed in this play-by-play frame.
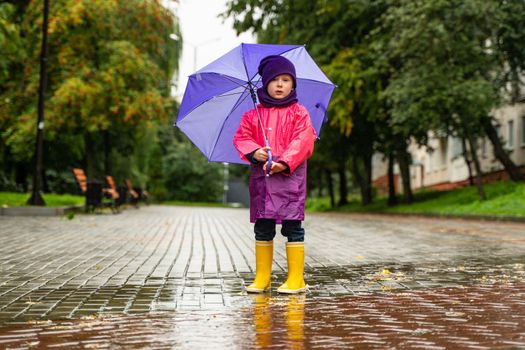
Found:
[15,164,28,192]
[387,152,398,206]
[361,153,373,205]
[42,166,49,193]
[103,130,111,176]
[466,132,487,200]
[326,169,335,208]
[316,166,324,197]
[396,149,413,203]
[461,137,474,186]
[482,116,524,181]
[350,156,372,206]
[84,133,96,181]
[337,162,348,206]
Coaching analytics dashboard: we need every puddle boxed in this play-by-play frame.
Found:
[0,283,524,349]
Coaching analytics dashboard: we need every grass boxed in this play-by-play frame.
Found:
[0,192,84,207]
[306,181,525,218]
[1,192,232,209]
[4,180,523,217]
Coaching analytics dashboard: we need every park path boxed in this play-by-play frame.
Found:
[0,205,524,349]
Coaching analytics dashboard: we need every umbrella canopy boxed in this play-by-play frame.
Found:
[176,43,335,164]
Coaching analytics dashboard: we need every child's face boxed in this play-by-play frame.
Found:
[267,74,294,99]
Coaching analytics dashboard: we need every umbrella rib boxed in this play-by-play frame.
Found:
[227,89,252,117]
[251,75,262,88]
[178,73,249,123]
[186,89,247,118]
[209,89,252,160]
[214,91,246,98]
[295,77,335,85]
[217,73,250,89]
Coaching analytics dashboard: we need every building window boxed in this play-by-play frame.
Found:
[481,138,487,158]
[440,142,447,167]
[496,124,502,138]
[451,137,463,159]
[507,120,514,149]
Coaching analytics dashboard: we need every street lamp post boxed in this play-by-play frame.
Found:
[27,0,49,206]
[222,162,229,205]
[185,38,221,71]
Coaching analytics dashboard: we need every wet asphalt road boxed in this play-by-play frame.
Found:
[0,206,524,349]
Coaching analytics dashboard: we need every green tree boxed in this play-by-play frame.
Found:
[0,0,34,191]
[225,0,389,205]
[153,124,223,202]
[381,0,525,197]
[1,0,182,194]
[0,2,22,83]
[324,48,381,205]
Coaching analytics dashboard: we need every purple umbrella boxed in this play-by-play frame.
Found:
[175,43,335,165]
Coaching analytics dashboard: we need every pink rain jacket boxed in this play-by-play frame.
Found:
[233,103,316,223]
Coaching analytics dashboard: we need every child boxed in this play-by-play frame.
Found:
[233,55,316,294]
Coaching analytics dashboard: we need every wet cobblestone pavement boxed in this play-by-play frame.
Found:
[0,206,524,349]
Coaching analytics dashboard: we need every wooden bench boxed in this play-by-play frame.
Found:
[125,179,140,207]
[72,168,119,213]
[72,168,87,193]
[126,179,150,205]
[104,175,120,200]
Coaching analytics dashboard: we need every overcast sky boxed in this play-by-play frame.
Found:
[171,0,256,98]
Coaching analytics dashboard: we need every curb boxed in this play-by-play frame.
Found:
[319,210,525,224]
[0,205,83,217]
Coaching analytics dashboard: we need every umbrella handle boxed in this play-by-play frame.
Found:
[265,140,272,176]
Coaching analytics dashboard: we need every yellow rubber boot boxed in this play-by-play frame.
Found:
[277,242,308,294]
[246,241,273,293]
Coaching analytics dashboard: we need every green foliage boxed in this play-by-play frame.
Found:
[225,0,387,205]
[497,0,525,101]
[0,3,23,82]
[308,181,525,218]
[325,47,382,136]
[45,169,79,194]
[381,0,500,141]
[0,0,195,202]
[0,191,83,207]
[0,171,17,192]
[305,196,332,212]
[225,0,380,64]
[159,128,223,202]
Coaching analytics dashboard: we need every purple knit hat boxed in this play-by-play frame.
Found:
[258,55,297,90]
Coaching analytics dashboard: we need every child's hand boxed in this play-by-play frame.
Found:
[253,147,271,162]
[264,162,287,175]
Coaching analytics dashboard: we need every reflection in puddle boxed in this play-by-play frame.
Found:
[251,294,306,349]
[0,283,524,349]
[287,295,305,349]
[253,295,273,348]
